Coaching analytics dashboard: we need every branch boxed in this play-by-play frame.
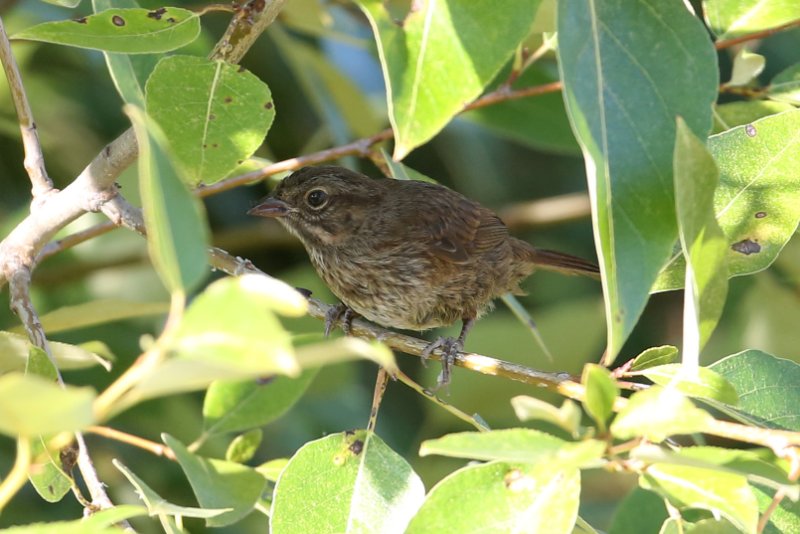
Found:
[715,17,800,50]
[0,0,289,517]
[0,16,51,198]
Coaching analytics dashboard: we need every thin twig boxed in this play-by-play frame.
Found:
[715,17,800,50]
[367,368,390,433]
[393,369,489,431]
[86,426,176,461]
[0,16,51,198]
[196,128,394,197]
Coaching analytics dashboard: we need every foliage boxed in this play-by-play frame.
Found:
[0,0,799,533]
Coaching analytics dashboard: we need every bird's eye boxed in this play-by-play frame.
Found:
[305,188,328,209]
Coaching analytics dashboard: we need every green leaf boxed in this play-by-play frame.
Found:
[164,434,266,527]
[382,150,438,183]
[13,8,200,53]
[674,118,729,355]
[0,331,112,372]
[358,0,543,159]
[608,487,669,534]
[705,0,800,39]
[406,461,580,534]
[121,275,302,405]
[0,373,94,437]
[582,364,619,433]
[26,348,72,503]
[713,101,796,134]
[632,444,798,498]
[271,431,425,534]
[634,364,738,405]
[710,350,800,431]
[511,395,582,437]
[558,0,718,358]
[256,458,288,482]
[294,337,397,373]
[655,110,800,291]
[767,63,800,105]
[93,0,160,107]
[226,429,263,463]
[727,49,766,87]
[12,299,168,335]
[419,429,605,468]
[641,463,758,534]
[43,0,81,7]
[610,386,713,442]
[0,505,148,534]
[463,65,580,154]
[203,369,318,437]
[629,346,679,372]
[114,459,231,519]
[145,55,275,185]
[127,105,210,295]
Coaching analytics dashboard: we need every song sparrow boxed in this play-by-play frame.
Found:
[248,166,598,386]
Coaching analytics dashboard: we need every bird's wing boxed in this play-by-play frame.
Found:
[391,182,509,264]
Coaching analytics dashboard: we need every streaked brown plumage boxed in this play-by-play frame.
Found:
[248,165,598,385]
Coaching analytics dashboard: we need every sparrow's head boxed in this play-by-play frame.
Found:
[247,166,382,247]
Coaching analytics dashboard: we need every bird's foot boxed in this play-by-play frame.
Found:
[324,303,357,337]
[421,336,463,390]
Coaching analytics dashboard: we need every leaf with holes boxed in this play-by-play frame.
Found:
[654,110,800,291]
[13,8,200,53]
[146,55,275,185]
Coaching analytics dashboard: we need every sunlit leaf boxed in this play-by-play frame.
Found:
[165,435,266,527]
[419,429,605,468]
[114,459,231,519]
[655,110,800,291]
[511,396,582,437]
[581,364,618,433]
[641,463,758,534]
[226,429,263,463]
[558,0,718,358]
[0,331,111,372]
[127,105,210,294]
[610,387,712,442]
[146,55,275,185]
[705,0,800,39]
[358,0,543,159]
[407,461,580,534]
[203,369,318,437]
[710,350,800,431]
[673,118,728,355]
[634,364,738,405]
[13,8,200,53]
[629,346,679,372]
[0,374,94,437]
[767,63,800,105]
[271,431,424,533]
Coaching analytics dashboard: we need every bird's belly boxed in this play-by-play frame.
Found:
[309,249,467,330]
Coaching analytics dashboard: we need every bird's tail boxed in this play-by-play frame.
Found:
[527,248,601,279]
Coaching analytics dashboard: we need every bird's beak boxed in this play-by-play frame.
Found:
[247,198,290,218]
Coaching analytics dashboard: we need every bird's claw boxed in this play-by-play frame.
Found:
[422,336,463,391]
[324,304,356,337]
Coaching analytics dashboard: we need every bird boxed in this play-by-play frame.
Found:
[248,165,599,387]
